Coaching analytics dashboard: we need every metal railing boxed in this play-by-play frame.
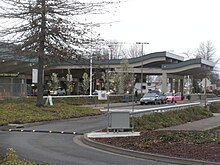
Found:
[105,99,220,116]
[43,95,97,99]
[132,102,199,115]
[132,99,220,115]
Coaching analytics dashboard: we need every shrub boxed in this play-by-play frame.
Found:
[158,131,220,144]
[209,103,220,113]
[134,106,213,131]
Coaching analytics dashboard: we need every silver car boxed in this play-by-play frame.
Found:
[140,93,160,105]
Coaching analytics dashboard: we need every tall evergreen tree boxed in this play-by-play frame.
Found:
[0,0,118,106]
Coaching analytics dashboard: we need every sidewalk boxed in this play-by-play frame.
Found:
[159,113,220,131]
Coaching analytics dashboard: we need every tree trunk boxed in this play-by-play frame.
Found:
[36,0,46,107]
[36,55,44,106]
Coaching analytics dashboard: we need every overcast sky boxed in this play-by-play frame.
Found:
[1,0,219,71]
[96,0,220,71]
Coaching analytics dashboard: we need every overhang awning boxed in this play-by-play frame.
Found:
[161,58,215,75]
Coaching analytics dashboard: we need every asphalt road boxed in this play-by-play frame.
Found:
[0,114,172,165]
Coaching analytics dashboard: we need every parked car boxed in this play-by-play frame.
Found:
[165,92,178,103]
[140,93,160,105]
[150,90,167,104]
[175,92,184,101]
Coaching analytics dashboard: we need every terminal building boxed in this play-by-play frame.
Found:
[0,50,215,98]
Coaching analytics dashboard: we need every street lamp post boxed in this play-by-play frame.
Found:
[88,23,100,96]
[107,45,113,132]
[88,22,109,96]
[89,52,93,96]
[136,42,149,96]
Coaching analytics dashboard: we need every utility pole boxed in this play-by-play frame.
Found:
[136,42,149,96]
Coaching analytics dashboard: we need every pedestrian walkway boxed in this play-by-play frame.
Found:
[159,113,220,131]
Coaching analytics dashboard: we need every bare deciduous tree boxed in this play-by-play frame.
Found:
[121,44,142,58]
[195,41,216,61]
[108,41,124,59]
[0,0,118,106]
[183,41,220,93]
[183,41,217,62]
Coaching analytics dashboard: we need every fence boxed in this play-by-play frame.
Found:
[0,83,27,99]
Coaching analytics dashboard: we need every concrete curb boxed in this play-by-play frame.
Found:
[86,132,140,138]
[82,135,220,165]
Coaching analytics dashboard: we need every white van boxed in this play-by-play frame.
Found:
[134,83,150,94]
[134,83,161,94]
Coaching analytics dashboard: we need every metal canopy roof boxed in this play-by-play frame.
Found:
[161,58,215,75]
[0,47,215,77]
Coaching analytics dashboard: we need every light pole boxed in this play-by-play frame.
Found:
[89,23,94,96]
[107,45,112,132]
[136,42,149,96]
[89,51,93,96]
[88,22,109,96]
[88,23,100,96]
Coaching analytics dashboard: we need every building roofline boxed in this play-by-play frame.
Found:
[161,58,215,70]
[93,51,184,65]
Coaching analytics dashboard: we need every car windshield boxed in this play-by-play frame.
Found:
[166,93,174,96]
[175,92,181,96]
[143,93,157,97]
[150,90,159,95]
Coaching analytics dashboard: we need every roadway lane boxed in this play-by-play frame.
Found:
[0,115,171,165]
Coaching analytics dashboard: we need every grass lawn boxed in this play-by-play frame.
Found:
[0,148,55,165]
[0,97,102,164]
[0,97,102,126]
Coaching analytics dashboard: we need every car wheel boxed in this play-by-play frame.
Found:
[140,102,144,105]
